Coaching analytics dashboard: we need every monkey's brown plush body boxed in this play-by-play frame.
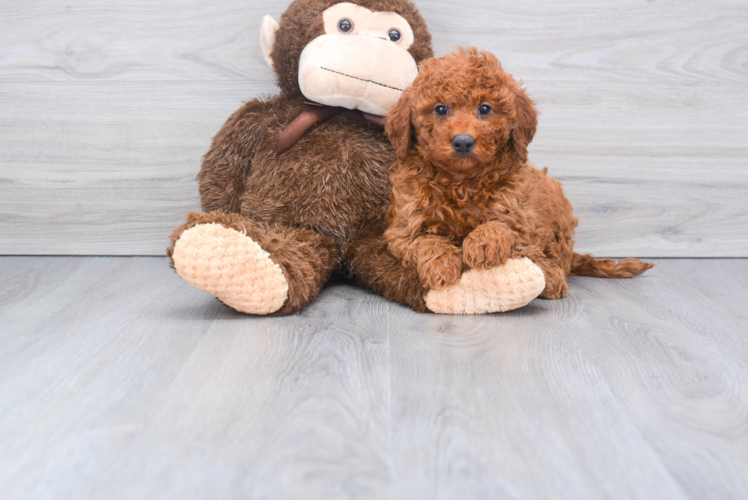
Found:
[169,95,424,315]
[168,0,547,315]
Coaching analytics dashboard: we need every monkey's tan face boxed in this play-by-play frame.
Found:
[262,2,419,117]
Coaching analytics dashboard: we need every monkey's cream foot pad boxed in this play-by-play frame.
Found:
[172,224,289,315]
[425,257,546,315]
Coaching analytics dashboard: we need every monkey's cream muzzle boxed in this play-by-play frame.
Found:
[298,34,418,117]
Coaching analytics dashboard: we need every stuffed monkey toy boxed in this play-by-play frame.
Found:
[167,0,547,315]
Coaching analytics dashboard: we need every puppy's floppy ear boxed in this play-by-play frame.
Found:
[385,88,415,162]
[511,88,538,163]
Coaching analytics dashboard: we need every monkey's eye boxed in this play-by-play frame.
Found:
[338,19,353,33]
[478,104,492,116]
[435,104,449,117]
[388,29,402,42]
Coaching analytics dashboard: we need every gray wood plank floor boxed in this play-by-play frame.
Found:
[1,257,747,499]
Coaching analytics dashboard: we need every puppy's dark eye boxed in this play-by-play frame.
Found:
[338,19,353,33]
[478,104,492,116]
[388,29,401,42]
[435,104,449,117]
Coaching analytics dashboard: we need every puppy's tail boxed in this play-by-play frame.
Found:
[570,253,653,278]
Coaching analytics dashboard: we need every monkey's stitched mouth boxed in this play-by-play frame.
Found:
[320,67,404,92]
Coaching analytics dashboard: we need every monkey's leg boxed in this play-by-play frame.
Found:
[345,222,546,315]
[168,211,339,316]
[344,222,429,312]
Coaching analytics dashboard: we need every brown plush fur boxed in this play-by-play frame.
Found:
[167,0,434,315]
[384,48,652,299]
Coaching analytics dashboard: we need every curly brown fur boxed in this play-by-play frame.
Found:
[169,0,435,315]
[571,254,653,278]
[384,48,652,299]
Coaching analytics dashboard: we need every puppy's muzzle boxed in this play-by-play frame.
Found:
[452,135,476,154]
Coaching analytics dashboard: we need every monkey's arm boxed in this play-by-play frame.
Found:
[198,99,271,214]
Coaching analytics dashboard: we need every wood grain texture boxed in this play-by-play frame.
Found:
[0,257,747,499]
[1,0,746,83]
[0,81,273,255]
[0,257,392,499]
[0,0,746,256]
[0,80,745,256]
[389,260,748,499]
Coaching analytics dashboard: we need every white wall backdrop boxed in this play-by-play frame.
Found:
[1,0,746,256]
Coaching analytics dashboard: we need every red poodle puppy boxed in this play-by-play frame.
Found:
[384,48,652,299]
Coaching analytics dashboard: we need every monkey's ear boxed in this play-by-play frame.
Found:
[385,89,414,162]
[260,15,280,69]
[511,88,538,163]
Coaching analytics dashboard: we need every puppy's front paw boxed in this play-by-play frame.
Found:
[417,250,463,290]
[462,229,512,270]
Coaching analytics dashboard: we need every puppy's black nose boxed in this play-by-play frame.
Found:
[452,135,475,154]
